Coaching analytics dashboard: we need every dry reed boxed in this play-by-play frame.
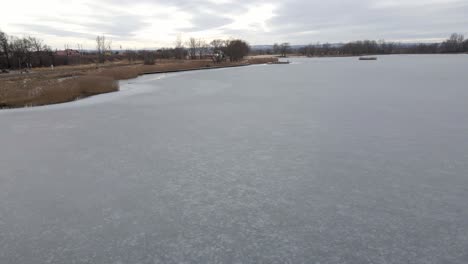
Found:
[0,57,277,108]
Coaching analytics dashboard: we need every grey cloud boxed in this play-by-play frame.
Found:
[15,24,96,39]
[157,1,249,32]
[83,15,150,37]
[7,0,468,46]
[266,0,468,43]
[94,0,246,33]
[183,15,234,32]
[19,14,150,41]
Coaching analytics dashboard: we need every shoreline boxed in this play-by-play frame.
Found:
[141,63,251,75]
[0,58,278,109]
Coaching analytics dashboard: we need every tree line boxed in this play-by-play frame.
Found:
[298,33,468,57]
[0,30,54,70]
[129,38,249,65]
[257,33,468,57]
[0,29,251,70]
[0,30,101,70]
[2,29,467,70]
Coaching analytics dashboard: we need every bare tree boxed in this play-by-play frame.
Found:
[77,43,84,65]
[42,45,54,67]
[0,29,11,68]
[279,43,291,57]
[210,39,225,52]
[29,37,43,52]
[29,37,46,67]
[441,33,465,53]
[125,49,137,63]
[96,35,112,63]
[96,36,104,63]
[10,37,33,70]
[273,43,280,55]
[107,39,112,55]
[187,37,198,60]
[300,44,316,57]
[197,39,208,59]
[174,35,186,59]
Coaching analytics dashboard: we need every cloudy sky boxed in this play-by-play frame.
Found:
[1,0,467,49]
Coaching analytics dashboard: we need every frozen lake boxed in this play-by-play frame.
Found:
[1,55,468,263]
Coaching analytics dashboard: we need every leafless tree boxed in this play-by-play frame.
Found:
[279,43,291,57]
[197,39,209,59]
[29,37,43,52]
[96,35,112,63]
[210,39,226,52]
[273,43,280,55]
[441,33,465,53]
[174,35,186,59]
[29,37,46,67]
[0,29,11,68]
[107,39,112,54]
[10,37,34,69]
[125,49,138,63]
[187,37,198,59]
[77,43,84,65]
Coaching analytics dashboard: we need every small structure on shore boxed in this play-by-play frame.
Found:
[211,51,226,64]
[268,60,290,65]
[359,57,377,61]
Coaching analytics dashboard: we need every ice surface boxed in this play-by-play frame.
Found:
[1,55,468,263]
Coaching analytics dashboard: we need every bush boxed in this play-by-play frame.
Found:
[224,40,250,61]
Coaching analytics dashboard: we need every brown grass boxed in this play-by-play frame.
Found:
[140,60,215,73]
[0,76,118,108]
[92,66,141,80]
[0,57,277,108]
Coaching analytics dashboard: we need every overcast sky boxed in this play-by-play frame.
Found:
[1,0,467,49]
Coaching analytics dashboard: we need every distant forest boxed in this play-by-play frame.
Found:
[1,29,467,70]
[255,33,468,57]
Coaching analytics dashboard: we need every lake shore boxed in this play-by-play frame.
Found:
[0,57,278,109]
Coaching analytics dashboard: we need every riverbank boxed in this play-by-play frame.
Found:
[0,57,278,108]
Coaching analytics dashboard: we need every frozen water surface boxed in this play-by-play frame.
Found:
[1,55,468,263]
